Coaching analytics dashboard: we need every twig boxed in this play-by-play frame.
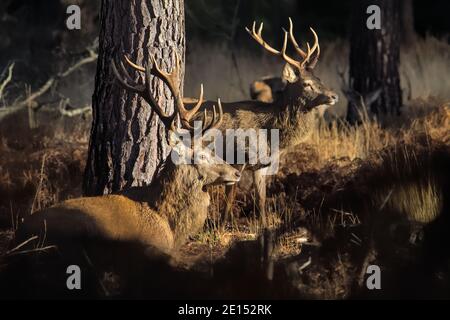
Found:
[0,62,15,100]
[0,41,98,122]
[10,200,20,232]
[59,48,97,78]
[38,220,48,249]
[6,235,39,254]
[379,188,393,210]
[25,79,55,109]
[298,256,312,272]
[59,104,92,117]
[6,245,57,257]
[30,154,47,214]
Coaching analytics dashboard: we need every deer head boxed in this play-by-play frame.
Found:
[111,53,241,188]
[337,68,381,123]
[246,18,338,110]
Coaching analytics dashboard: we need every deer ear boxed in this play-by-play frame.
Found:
[282,63,298,83]
[168,131,191,165]
[167,131,181,147]
[365,88,382,107]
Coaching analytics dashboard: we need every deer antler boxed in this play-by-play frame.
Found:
[287,18,320,69]
[245,21,301,70]
[112,52,221,135]
[246,18,320,70]
[201,99,223,133]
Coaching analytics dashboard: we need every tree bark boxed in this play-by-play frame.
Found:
[83,0,185,196]
[401,0,416,47]
[347,0,402,123]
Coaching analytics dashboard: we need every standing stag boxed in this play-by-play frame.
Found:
[15,53,241,255]
[186,18,338,224]
[249,18,336,106]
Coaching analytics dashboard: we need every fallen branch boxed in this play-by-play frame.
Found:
[17,78,55,110]
[59,48,98,78]
[0,40,98,123]
[59,104,92,117]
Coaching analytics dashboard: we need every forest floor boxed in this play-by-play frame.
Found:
[0,96,449,299]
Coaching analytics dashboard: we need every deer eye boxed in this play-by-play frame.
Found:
[304,82,313,90]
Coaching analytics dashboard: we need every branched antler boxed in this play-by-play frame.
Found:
[246,18,320,70]
[112,52,222,135]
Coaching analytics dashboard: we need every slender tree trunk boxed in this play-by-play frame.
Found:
[401,0,416,47]
[347,0,402,123]
[83,0,185,196]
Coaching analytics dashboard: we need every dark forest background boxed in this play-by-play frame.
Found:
[0,0,448,84]
[0,1,449,300]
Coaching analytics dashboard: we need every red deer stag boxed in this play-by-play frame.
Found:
[185,18,338,224]
[14,52,241,255]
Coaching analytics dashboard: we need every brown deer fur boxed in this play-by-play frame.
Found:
[16,158,239,254]
[187,19,339,223]
[15,53,241,255]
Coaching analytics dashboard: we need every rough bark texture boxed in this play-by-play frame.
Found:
[83,0,185,196]
[347,0,402,123]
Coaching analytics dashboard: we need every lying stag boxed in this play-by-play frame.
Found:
[250,75,285,103]
[15,53,241,255]
[186,18,338,223]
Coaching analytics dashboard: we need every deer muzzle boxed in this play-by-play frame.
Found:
[310,90,339,108]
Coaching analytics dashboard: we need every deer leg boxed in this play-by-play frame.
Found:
[253,168,267,226]
[223,184,237,223]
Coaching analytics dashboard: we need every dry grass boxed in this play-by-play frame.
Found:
[0,37,449,298]
[193,101,449,259]
[374,177,443,224]
[184,36,450,254]
[310,100,449,164]
[194,94,448,249]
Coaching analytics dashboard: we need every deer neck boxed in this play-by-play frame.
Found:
[153,162,209,246]
[272,98,315,150]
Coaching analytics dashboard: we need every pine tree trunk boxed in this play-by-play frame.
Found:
[401,0,416,47]
[83,0,185,196]
[347,0,402,123]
